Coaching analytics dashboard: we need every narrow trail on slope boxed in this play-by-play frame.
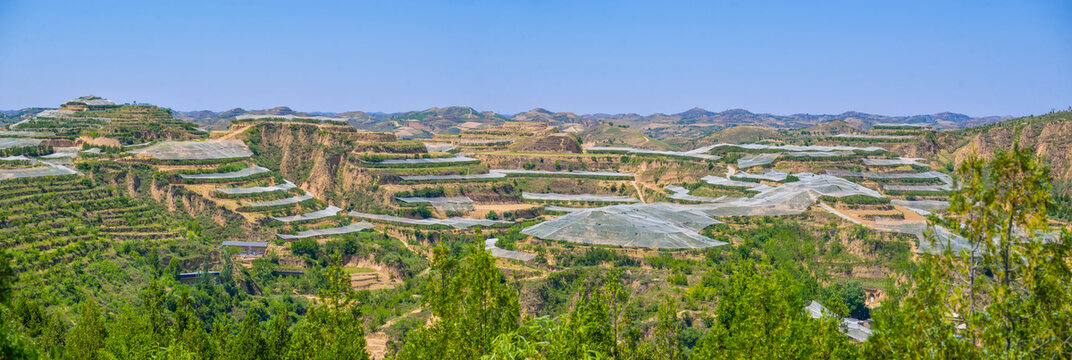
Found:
[633,181,646,203]
[367,307,424,360]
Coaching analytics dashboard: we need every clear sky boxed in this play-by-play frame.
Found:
[1,0,1070,116]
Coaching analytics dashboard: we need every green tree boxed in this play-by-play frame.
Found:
[66,300,106,360]
[229,308,265,360]
[481,272,629,359]
[867,140,1072,358]
[691,259,857,359]
[286,254,370,360]
[0,250,38,359]
[821,281,868,319]
[263,303,291,360]
[399,246,520,359]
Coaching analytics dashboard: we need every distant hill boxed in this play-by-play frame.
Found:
[690,125,787,147]
[794,120,860,137]
[175,106,372,130]
[578,124,672,150]
[1,108,50,125]
[951,110,1072,193]
[174,106,1009,140]
[582,108,1007,133]
[574,108,1007,144]
[510,108,600,128]
[387,106,508,135]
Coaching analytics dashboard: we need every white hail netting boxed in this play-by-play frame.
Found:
[522,192,640,203]
[132,140,252,160]
[400,172,505,181]
[42,152,77,159]
[863,157,927,166]
[396,196,475,212]
[495,169,636,178]
[277,222,375,239]
[875,123,926,128]
[543,205,585,212]
[272,205,342,222]
[0,138,43,150]
[784,151,855,157]
[377,156,477,165]
[0,156,33,161]
[818,202,967,255]
[665,185,727,203]
[695,173,883,217]
[712,143,886,152]
[400,169,635,182]
[33,109,76,118]
[918,226,971,254]
[806,301,873,342]
[485,238,537,261]
[460,139,514,145]
[883,184,953,192]
[732,169,789,182]
[423,143,455,152]
[832,133,914,140]
[701,175,773,192]
[825,169,954,191]
[217,180,296,195]
[521,202,728,249]
[81,148,103,154]
[348,211,511,229]
[235,114,347,123]
[180,166,270,180]
[825,169,950,181]
[243,194,313,207]
[737,153,781,168]
[0,164,80,180]
[586,145,722,161]
[892,199,950,216]
[0,130,53,137]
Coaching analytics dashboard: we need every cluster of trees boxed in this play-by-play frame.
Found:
[0,144,53,157]
[866,141,1072,358]
[819,194,891,205]
[1,252,368,359]
[392,186,446,199]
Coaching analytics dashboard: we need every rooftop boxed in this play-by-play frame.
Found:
[221,241,268,247]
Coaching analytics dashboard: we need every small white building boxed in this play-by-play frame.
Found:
[221,241,269,257]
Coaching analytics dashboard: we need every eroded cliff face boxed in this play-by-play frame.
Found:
[887,132,959,159]
[241,123,403,209]
[951,112,1072,192]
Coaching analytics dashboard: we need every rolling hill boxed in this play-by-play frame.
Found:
[578,123,673,150]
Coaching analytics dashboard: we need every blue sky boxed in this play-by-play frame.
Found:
[1,0,1070,116]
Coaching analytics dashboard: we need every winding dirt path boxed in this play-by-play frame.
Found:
[366,307,423,360]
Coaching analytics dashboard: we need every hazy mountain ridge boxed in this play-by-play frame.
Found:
[581,108,1010,130]
[170,106,1007,133]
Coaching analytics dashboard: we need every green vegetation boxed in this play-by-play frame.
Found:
[231,116,347,125]
[866,141,1072,358]
[392,186,446,198]
[0,144,53,157]
[820,194,891,205]
[74,105,205,144]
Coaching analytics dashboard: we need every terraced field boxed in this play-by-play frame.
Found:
[0,162,231,308]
